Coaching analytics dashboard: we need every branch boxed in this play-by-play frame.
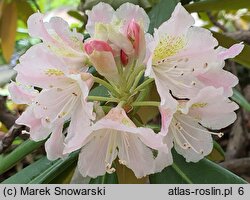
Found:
[207,12,228,32]
[0,124,26,153]
[225,31,250,45]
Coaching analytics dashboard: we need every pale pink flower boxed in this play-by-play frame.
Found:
[27,13,88,69]
[160,86,238,162]
[145,3,243,107]
[15,44,76,89]
[9,72,95,160]
[64,106,171,178]
[32,73,95,143]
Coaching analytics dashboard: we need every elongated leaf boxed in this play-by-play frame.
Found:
[0,139,45,174]
[148,0,179,33]
[212,31,250,69]
[29,151,78,184]
[185,0,250,13]
[232,89,250,112]
[2,151,79,184]
[149,150,247,183]
[0,1,17,62]
[2,157,56,184]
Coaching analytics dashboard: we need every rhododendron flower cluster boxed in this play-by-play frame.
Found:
[9,2,243,178]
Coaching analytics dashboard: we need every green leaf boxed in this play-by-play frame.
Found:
[148,0,180,33]
[212,31,250,69]
[2,157,56,184]
[0,139,45,175]
[89,85,109,97]
[149,150,247,183]
[89,173,118,184]
[232,89,250,112]
[29,151,78,184]
[185,0,250,13]
[2,151,79,184]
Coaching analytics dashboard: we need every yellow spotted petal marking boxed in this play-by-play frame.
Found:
[45,68,64,76]
[121,118,134,127]
[153,36,185,64]
[191,102,208,109]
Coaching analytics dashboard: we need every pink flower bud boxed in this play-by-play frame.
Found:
[84,40,113,55]
[127,19,140,55]
[120,50,128,66]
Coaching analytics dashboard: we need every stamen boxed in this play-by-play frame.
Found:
[45,68,64,76]
[119,160,127,165]
[218,132,224,138]
[105,163,116,174]
[45,117,50,123]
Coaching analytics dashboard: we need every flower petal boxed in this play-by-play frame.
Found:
[14,44,70,88]
[64,99,93,154]
[85,2,114,36]
[16,107,50,141]
[185,86,239,130]
[116,2,150,32]
[171,114,213,162]
[117,133,155,178]
[157,3,194,37]
[89,51,119,84]
[8,82,38,104]
[45,123,65,160]
[218,43,244,60]
[77,131,118,178]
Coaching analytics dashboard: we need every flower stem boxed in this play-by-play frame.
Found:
[126,65,145,91]
[132,78,154,93]
[93,76,121,97]
[87,96,119,103]
[130,70,144,92]
[132,101,160,107]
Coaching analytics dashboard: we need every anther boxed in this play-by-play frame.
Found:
[218,132,224,138]
[45,117,50,123]
[119,160,127,165]
[106,163,116,174]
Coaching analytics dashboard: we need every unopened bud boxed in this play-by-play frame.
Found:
[84,40,113,55]
[127,19,140,55]
[120,50,128,66]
